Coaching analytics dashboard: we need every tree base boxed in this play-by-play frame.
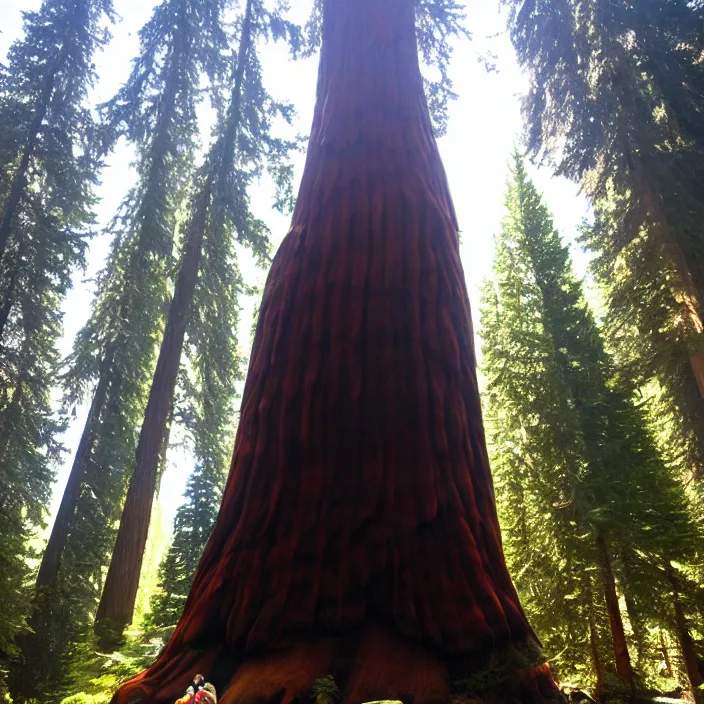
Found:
[110,623,564,704]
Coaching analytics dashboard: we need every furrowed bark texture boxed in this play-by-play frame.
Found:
[112,0,556,701]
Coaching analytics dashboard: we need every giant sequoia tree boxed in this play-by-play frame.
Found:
[111,1,562,702]
[504,0,704,494]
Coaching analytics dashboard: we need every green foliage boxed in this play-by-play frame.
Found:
[145,0,300,631]
[57,627,172,704]
[582,210,704,516]
[145,460,223,628]
[0,0,114,689]
[310,675,340,704]
[504,0,704,507]
[480,155,703,694]
[414,0,470,136]
[9,0,234,699]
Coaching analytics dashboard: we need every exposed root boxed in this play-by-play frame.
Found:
[111,628,562,704]
[342,624,450,704]
[219,639,336,704]
[111,645,225,704]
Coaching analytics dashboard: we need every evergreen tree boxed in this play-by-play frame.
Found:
[96,0,301,637]
[10,1,231,700]
[504,0,704,494]
[480,155,703,697]
[583,208,704,509]
[0,0,113,690]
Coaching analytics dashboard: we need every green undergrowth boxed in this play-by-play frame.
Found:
[58,626,174,704]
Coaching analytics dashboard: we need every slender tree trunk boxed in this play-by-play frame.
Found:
[0,267,17,341]
[660,629,674,678]
[0,232,31,343]
[691,355,704,398]
[34,357,112,591]
[134,4,188,257]
[668,571,703,701]
[0,381,23,464]
[155,404,173,496]
[673,597,702,695]
[621,554,646,672]
[633,156,704,405]
[39,0,188,609]
[588,601,605,702]
[597,533,635,693]
[623,591,646,673]
[95,0,254,635]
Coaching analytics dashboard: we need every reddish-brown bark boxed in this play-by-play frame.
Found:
[95,0,254,636]
[596,535,634,693]
[111,0,558,701]
[669,572,703,698]
[692,355,704,398]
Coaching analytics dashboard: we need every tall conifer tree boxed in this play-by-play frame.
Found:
[11,1,230,700]
[0,0,113,690]
[504,0,704,495]
[96,0,301,637]
[481,155,703,697]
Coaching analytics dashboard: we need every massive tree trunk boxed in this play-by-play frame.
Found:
[596,534,635,693]
[111,0,559,701]
[95,0,253,637]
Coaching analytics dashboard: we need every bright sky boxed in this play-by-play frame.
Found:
[2,1,590,559]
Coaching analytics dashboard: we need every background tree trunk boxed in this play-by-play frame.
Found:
[597,533,635,692]
[669,571,703,700]
[34,358,112,591]
[589,603,605,702]
[95,0,254,636]
[0,46,65,263]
